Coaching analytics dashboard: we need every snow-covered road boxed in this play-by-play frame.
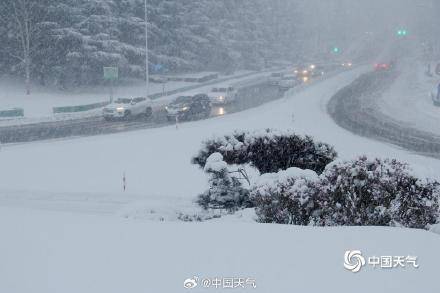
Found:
[378,60,440,135]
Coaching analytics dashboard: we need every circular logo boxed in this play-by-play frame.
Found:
[183,277,198,289]
[344,250,366,273]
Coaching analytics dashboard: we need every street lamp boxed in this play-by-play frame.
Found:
[144,0,150,99]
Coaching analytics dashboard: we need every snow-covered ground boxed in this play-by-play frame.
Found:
[1,66,440,292]
[1,207,439,293]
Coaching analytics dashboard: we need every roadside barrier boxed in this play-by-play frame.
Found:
[0,108,24,118]
[53,101,110,114]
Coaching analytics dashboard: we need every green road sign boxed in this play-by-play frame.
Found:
[103,67,119,80]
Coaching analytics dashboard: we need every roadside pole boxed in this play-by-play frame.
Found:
[110,79,114,103]
[123,172,126,192]
[145,0,150,99]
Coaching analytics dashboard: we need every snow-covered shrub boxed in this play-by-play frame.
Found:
[251,156,440,229]
[197,153,251,210]
[192,129,337,174]
[251,168,319,224]
[312,157,440,228]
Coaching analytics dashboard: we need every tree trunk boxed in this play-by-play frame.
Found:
[25,56,31,95]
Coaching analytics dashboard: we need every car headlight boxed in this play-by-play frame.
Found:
[116,107,125,112]
[182,106,189,111]
[218,96,225,101]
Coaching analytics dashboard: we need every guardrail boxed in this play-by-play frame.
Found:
[0,108,24,118]
[148,70,272,100]
[53,101,110,114]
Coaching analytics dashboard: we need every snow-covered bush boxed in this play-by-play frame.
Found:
[192,129,337,174]
[251,168,319,224]
[197,153,251,210]
[251,156,440,229]
[312,157,440,228]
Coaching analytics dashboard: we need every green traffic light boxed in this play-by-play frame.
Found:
[397,29,408,36]
[332,47,340,53]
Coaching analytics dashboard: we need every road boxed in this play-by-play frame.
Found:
[0,82,283,144]
[328,68,440,158]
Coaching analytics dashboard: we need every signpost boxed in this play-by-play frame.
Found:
[104,67,119,102]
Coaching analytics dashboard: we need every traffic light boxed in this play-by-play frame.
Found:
[332,47,340,53]
[397,29,408,36]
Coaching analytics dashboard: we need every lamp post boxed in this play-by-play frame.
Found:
[144,0,150,99]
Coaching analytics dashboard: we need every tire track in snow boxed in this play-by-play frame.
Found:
[328,69,440,158]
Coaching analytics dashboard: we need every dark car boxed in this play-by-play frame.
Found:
[165,94,211,121]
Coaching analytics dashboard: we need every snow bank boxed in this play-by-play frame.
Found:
[0,207,439,293]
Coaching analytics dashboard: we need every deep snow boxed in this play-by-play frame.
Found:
[0,207,439,293]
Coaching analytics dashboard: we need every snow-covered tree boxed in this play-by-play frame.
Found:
[0,0,54,94]
[197,153,251,211]
[0,0,305,88]
[192,129,337,174]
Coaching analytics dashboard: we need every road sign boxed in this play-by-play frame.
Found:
[153,64,164,72]
[103,67,119,80]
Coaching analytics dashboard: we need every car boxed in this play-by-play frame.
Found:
[165,94,211,121]
[294,67,310,78]
[268,72,284,85]
[208,87,237,105]
[149,75,168,83]
[278,76,300,90]
[102,97,153,121]
[341,62,353,68]
[374,62,391,71]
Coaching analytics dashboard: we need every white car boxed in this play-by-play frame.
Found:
[268,72,284,85]
[103,97,153,120]
[278,76,299,90]
[208,87,237,105]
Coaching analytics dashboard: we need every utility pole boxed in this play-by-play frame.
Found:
[144,0,150,99]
